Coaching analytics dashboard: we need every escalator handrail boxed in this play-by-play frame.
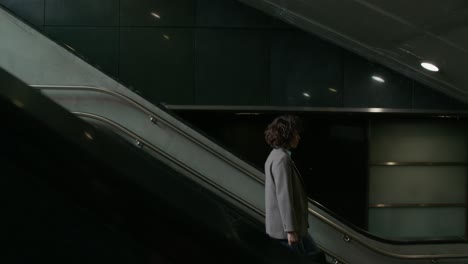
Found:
[76,111,349,263]
[31,84,265,184]
[309,207,468,260]
[75,111,468,261]
[32,85,468,260]
[73,111,265,219]
[310,199,467,245]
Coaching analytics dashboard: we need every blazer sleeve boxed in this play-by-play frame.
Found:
[272,156,298,232]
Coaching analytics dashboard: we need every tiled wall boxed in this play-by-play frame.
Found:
[2,0,467,109]
[368,121,467,238]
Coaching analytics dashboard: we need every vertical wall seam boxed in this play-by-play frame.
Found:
[193,1,198,105]
[117,0,121,78]
[43,0,46,27]
[266,29,271,106]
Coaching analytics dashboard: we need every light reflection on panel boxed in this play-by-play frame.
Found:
[369,121,467,162]
[369,207,466,239]
[120,0,194,26]
[270,30,342,106]
[119,27,194,104]
[45,26,119,77]
[343,52,412,108]
[369,166,467,204]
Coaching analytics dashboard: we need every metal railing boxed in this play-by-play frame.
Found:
[74,111,265,218]
[32,84,264,183]
[32,84,468,262]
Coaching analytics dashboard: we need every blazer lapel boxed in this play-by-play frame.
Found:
[291,160,306,187]
[278,148,307,188]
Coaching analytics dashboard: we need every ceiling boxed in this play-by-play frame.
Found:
[240,0,468,104]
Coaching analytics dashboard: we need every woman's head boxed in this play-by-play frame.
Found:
[264,115,303,149]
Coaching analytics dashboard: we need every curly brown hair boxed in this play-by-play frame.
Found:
[264,115,303,148]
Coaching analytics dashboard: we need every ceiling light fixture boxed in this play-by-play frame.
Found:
[421,62,439,72]
[303,92,310,98]
[151,12,161,19]
[369,108,384,112]
[371,75,385,83]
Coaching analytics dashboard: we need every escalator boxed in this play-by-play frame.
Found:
[1,4,468,264]
[1,67,308,264]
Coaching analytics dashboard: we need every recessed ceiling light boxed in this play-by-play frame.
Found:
[328,88,337,93]
[151,12,161,19]
[163,34,170,40]
[303,92,310,97]
[421,62,439,72]
[371,75,385,83]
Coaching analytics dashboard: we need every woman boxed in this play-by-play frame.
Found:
[264,115,324,260]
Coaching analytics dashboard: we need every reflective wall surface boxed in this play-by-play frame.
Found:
[368,120,468,239]
[176,110,369,230]
[176,109,468,240]
[1,0,468,109]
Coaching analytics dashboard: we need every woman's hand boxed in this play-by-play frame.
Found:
[287,231,299,245]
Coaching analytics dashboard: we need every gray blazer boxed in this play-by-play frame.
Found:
[264,148,309,239]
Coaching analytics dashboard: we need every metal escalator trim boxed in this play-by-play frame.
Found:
[74,111,351,263]
[72,112,349,263]
[73,111,265,219]
[31,84,264,184]
[75,114,468,261]
[308,207,468,260]
[34,86,468,260]
[164,104,468,115]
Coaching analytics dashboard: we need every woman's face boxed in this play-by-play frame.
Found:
[290,132,301,149]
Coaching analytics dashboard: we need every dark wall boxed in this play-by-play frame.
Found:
[175,111,368,229]
[1,159,152,264]
[1,66,303,264]
[1,0,468,109]
[1,95,152,263]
